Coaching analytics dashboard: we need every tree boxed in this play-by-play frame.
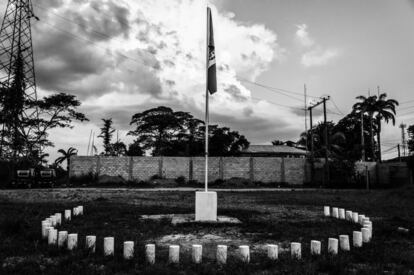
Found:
[98,118,115,155]
[334,112,377,161]
[299,121,346,159]
[126,140,144,156]
[55,147,78,171]
[128,106,250,156]
[111,141,127,156]
[352,93,398,161]
[209,127,250,156]
[0,91,88,162]
[374,94,398,161]
[408,125,414,154]
[128,106,193,156]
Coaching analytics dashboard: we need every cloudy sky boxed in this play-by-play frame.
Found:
[1,0,414,161]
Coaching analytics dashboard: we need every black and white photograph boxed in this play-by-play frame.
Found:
[0,0,413,274]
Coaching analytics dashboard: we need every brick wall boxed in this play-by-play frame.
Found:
[70,156,309,185]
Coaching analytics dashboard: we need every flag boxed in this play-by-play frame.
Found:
[207,7,217,94]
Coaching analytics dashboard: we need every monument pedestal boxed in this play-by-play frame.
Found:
[195,191,217,221]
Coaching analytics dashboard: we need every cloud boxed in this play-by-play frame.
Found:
[0,0,309,160]
[301,48,339,67]
[295,24,340,67]
[295,24,314,47]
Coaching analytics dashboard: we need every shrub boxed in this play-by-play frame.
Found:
[174,176,186,185]
[150,174,163,180]
[212,179,225,186]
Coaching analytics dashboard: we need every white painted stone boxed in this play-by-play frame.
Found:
[45,226,54,240]
[290,242,301,259]
[239,245,250,263]
[363,221,372,229]
[50,215,57,227]
[195,191,217,221]
[362,217,370,224]
[78,206,84,215]
[352,212,359,223]
[332,207,339,218]
[358,215,365,225]
[169,245,180,264]
[328,238,338,255]
[267,244,278,260]
[310,240,321,255]
[86,235,96,253]
[48,228,58,245]
[73,207,79,216]
[55,213,62,225]
[41,221,51,239]
[216,245,227,265]
[104,237,115,256]
[192,244,202,264]
[145,244,156,264]
[339,235,350,251]
[324,206,330,216]
[67,233,78,250]
[339,208,345,220]
[362,228,370,243]
[353,231,362,247]
[123,241,134,260]
[345,210,353,221]
[58,231,68,248]
[45,218,51,224]
[64,210,71,221]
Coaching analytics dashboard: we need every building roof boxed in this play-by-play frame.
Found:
[242,145,308,155]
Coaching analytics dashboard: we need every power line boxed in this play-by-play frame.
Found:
[330,97,345,115]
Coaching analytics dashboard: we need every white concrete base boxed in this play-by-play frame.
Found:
[310,240,321,255]
[353,231,362,247]
[123,241,134,260]
[267,244,278,260]
[291,242,301,259]
[195,191,217,221]
[216,245,227,264]
[192,244,202,264]
[58,231,68,248]
[145,244,156,264]
[169,245,180,263]
[239,245,250,263]
[104,237,114,256]
[339,235,350,251]
[67,233,78,250]
[328,238,338,255]
[86,235,96,253]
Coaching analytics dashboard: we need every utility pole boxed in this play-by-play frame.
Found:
[400,123,407,157]
[361,111,365,161]
[304,84,307,147]
[398,144,401,162]
[308,96,330,185]
[322,97,330,185]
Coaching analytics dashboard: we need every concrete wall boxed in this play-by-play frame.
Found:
[70,156,309,185]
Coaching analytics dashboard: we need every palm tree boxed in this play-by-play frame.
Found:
[353,93,398,161]
[374,93,398,161]
[55,147,78,171]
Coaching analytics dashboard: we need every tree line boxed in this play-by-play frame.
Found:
[97,106,249,157]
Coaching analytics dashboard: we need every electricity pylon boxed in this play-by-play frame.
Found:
[0,0,39,158]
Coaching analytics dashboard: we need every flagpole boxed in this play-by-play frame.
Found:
[204,7,209,193]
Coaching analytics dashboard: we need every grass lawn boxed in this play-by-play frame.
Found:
[0,186,413,274]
